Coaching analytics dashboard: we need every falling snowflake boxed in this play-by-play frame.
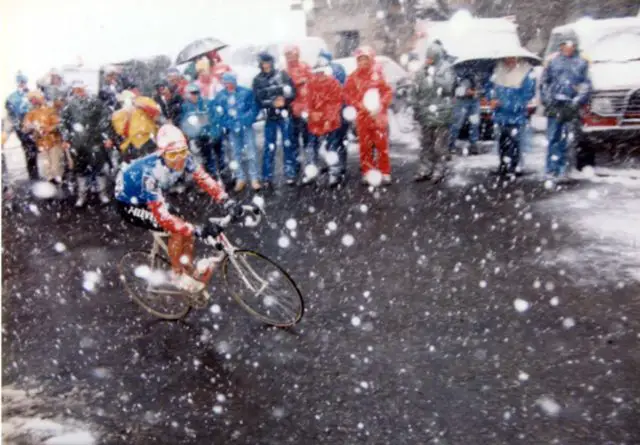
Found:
[187,115,199,126]
[350,315,361,327]
[562,317,575,329]
[342,106,357,122]
[304,164,319,180]
[324,151,339,166]
[479,280,487,288]
[31,181,58,199]
[359,204,368,213]
[513,298,530,313]
[327,221,337,232]
[229,160,239,171]
[364,169,383,187]
[518,371,529,381]
[278,236,291,248]
[212,405,223,414]
[550,297,559,306]
[341,234,355,247]
[363,89,381,114]
[536,396,561,416]
[83,270,101,292]
[53,242,67,253]
[210,304,221,314]
[285,218,297,230]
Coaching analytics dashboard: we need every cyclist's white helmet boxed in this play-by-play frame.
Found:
[157,124,187,153]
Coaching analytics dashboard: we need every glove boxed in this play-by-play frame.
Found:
[195,221,221,240]
[223,199,243,220]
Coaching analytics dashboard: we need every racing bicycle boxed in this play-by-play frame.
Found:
[118,200,304,327]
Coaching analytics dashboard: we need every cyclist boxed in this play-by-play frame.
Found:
[115,123,236,293]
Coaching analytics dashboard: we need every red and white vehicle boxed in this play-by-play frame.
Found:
[544,17,640,146]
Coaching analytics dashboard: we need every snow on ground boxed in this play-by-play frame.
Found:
[2,386,98,445]
[450,132,640,283]
[538,182,640,284]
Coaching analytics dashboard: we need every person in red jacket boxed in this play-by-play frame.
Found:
[284,44,313,176]
[344,46,393,185]
[305,65,345,186]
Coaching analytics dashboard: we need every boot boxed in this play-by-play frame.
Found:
[97,175,110,204]
[75,177,88,208]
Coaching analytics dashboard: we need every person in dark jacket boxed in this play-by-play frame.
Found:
[488,57,537,176]
[411,42,455,182]
[61,81,115,207]
[5,72,39,180]
[252,52,297,186]
[541,31,591,178]
[98,65,123,111]
[153,80,181,124]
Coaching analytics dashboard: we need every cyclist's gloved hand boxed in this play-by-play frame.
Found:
[195,222,222,240]
[223,198,244,221]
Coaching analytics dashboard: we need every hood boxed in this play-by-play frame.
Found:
[221,72,238,88]
[589,60,640,91]
[258,52,275,70]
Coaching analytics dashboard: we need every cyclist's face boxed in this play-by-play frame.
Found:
[163,148,189,171]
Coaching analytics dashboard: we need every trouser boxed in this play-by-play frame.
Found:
[497,124,522,174]
[546,117,573,176]
[198,136,226,176]
[228,127,259,182]
[449,98,480,148]
[417,125,449,176]
[16,129,39,179]
[356,116,390,175]
[307,129,345,176]
[41,146,65,181]
[292,116,309,157]
[262,117,298,181]
[2,153,11,193]
[117,201,192,273]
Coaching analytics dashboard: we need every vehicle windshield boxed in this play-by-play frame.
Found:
[587,30,640,62]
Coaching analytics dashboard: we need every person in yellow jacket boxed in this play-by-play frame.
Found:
[111,92,162,162]
[21,90,70,185]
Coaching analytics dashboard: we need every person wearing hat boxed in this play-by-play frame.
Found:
[5,72,39,179]
[488,56,537,177]
[22,90,67,187]
[284,45,313,171]
[212,72,260,192]
[180,83,225,178]
[252,51,297,187]
[60,80,115,206]
[343,46,394,185]
[541,31,591,179]
[411,41,456,183]
[111,92,162,163]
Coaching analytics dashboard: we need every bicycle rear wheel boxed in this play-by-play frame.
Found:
[118,250,191,320]
[222,250,304,327]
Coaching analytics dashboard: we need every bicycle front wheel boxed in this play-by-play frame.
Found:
[119,250,191,320]
[222,250,304,327]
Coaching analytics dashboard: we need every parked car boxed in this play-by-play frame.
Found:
[218,37,328,88]
[544,17,640,151]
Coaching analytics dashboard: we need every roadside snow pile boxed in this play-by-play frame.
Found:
[537,182,640,283]
[2,386,98,445]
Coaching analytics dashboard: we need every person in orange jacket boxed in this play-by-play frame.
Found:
[284,45,313,166]
[21,90,68,186]
[343,46,393,185]
[305,65,344,186]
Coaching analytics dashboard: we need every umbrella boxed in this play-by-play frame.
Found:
[176,38,228,65]
[452,46,541,71]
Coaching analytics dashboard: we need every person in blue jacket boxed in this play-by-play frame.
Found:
[252,52,297,187]
[212,73,260,192]
[541,31,591,178]
[488,57,536,176]
[5,72,38,180]
[180,83,226,178]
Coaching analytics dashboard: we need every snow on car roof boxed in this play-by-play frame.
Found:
[414,18,522,60]
[552,17,640,37]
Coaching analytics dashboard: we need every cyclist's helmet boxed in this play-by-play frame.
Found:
[157,124,188,154]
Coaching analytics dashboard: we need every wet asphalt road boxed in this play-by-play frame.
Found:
[2,149,640,445]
